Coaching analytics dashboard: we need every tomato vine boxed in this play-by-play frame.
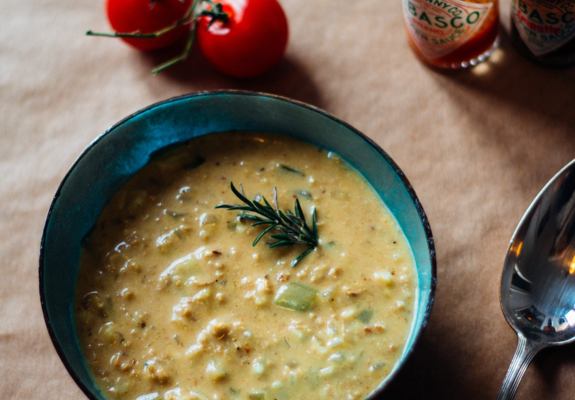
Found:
[87,0,288,77]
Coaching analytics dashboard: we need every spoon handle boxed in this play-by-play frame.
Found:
[496,335,546,400]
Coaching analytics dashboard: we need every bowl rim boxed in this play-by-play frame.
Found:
[39,89,437,400]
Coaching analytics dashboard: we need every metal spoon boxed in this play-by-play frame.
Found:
[497,159,575,400]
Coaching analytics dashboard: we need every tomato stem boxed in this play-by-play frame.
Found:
[87,0,198,40]
[199,0,229,27]
[151,25,197,74]
[87,0,229,73]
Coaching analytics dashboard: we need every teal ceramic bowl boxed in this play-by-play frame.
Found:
[40,91,436,400]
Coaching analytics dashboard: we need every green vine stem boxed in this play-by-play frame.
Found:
[86,0,229,73]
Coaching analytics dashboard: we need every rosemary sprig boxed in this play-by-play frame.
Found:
[215,182,318,267]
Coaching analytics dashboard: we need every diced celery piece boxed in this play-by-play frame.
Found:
[248,392,266,400]
[274,283,318,311]
[294,190,313,199]
[357,309,373,324]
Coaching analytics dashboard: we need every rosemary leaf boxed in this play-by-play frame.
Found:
[252,200,277,220]
[271,234,292,241]
[251,220,275,226]
[262,196,274,210]
[231,183,253,206]
[253,223,278,246]
[238,214,264,221]
[285,212,303,227]
[295,198,305,223]
[291,248,315,267]
[269,241,295,248]
[217,205,253,211]
[299,235,317,246]
[312,207,318,238]
[278,209,300,231]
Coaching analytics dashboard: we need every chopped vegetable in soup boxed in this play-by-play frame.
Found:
[75,131,416,400]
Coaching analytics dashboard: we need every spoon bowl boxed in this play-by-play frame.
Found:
[498,159,575,400]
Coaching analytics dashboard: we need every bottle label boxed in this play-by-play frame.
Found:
[512,0,575,56]
[403,0,493,60]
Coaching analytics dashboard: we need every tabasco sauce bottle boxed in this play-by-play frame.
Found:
[510,0,575,66]
[402,0,500,69]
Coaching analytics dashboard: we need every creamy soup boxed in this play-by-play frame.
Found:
[75,131,416,400]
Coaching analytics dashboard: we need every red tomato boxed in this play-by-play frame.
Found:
[106,0,192,51]
[196,0,289,78]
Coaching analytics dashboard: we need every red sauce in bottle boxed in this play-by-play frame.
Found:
[403,0,500,69]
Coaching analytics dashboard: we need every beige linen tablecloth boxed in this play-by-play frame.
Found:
[2,0,575,398]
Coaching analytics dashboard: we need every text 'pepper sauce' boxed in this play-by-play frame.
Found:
[402,0,500,69]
